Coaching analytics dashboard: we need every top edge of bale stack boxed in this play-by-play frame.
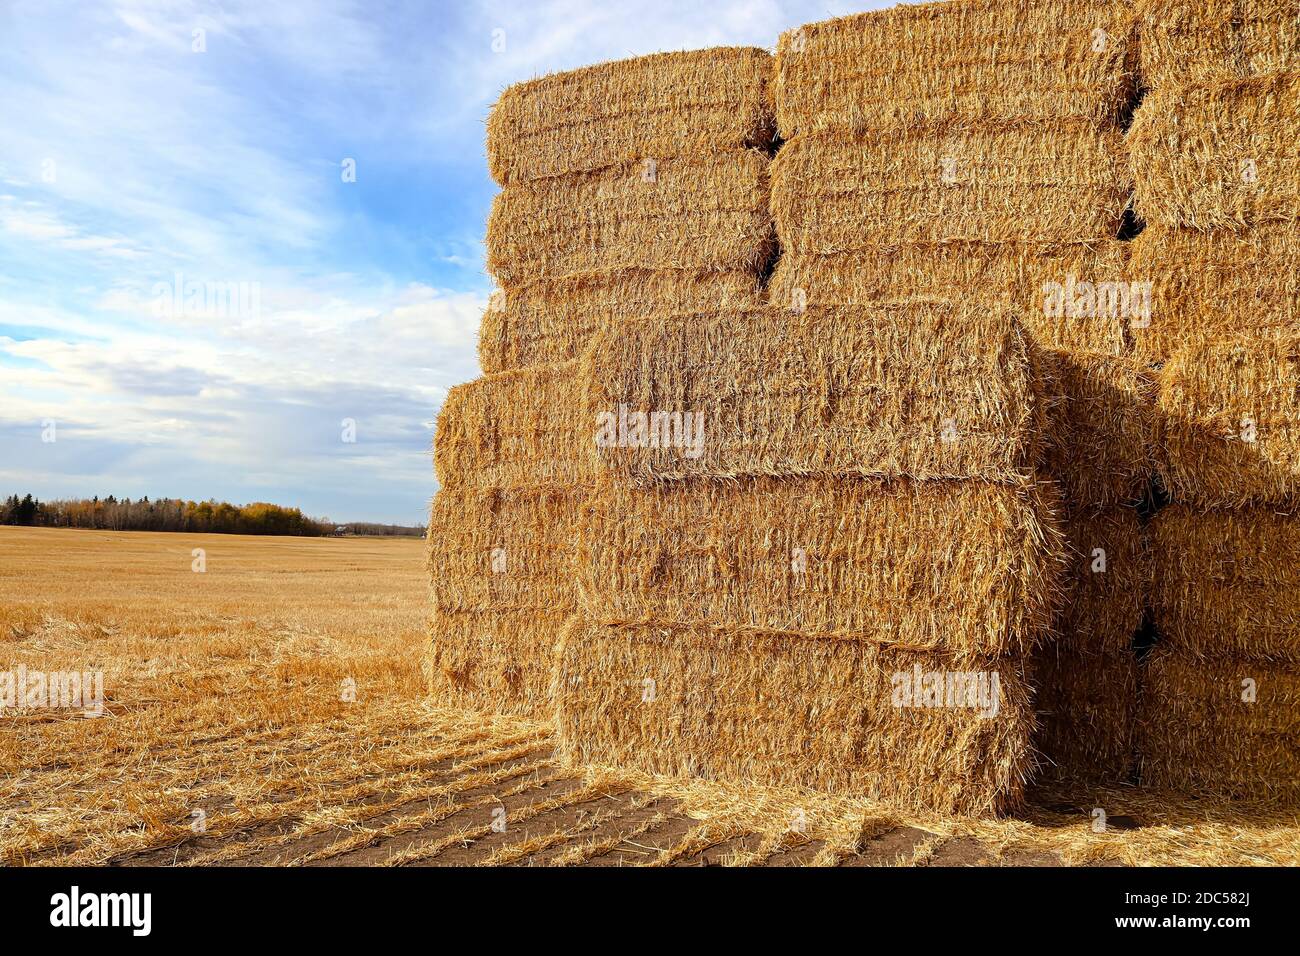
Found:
[487,46,775,186]
[774,0,1138,139]
[1137,0,1300,90]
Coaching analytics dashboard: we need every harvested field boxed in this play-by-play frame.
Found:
[577,476,1065,659]
[1137,0,1300,90]
[1152,505,1300,662]
[478,269,760,373]
[1128,74,1300,232]
[486,151,773,285]
[586,301,1046,485]
[771,125,1130,249]
[486,47,774,185]
[4,527,1298,866]
[773,0,1136,137]
[1156,333,1300,508]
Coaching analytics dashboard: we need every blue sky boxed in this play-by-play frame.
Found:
[0,0,877,525]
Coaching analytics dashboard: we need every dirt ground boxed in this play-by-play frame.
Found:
[2,526,1296,867]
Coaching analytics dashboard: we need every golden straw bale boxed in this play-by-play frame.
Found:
[1129,225,1300,364]
[768,241,1132,357]
[486,151,773,285]
[1139,647,1300,802]
[1039,351,1157,507]
[1157,333,1300,507]
[427,485,584,613]
[1152,505,1300,662]
[1137,0,1300,89]
[1055,506,1148,656]
[1128,74,1300,232]
[771,125,1131,250]
[774,0,1136,138]
[434,360,594,491]
[486,47,775,185]
[478,269,760,374]
[577,476,1065,659]
[429,607,571,720]
[1034,646,1138,783]
[554,617,1036,815]
[584,301,1045,485]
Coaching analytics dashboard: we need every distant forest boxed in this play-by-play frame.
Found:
[0,494,424,537]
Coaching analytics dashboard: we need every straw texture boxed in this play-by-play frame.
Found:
[771,125,1131,249]
[1152,505,1300,662]
[429,607,572,719]
[768,240,1132,356]
[1041,351,1157,508]
[1139,647,1300,802]
[428,485,585,612]
[585,302,1045,485]
[434,360,594,491]
[774,0,1137,137]
[1035,647,1138,783]
[1157,333,1300,508]
[486,151,773,285]
[487,47,775,185]
[1055,507,1148,656]
[1137,0,1300,90]
[577,476,1066,659]
[1130,224,1300,363]
[1128,74,1300,232]
[554,617,1036,815]
[478,269,760,374]
[1034,508,1145,782]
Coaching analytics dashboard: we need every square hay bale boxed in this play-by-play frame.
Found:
[486,151,774,285]
[585,301,1046,485]
[1152,504,1300,662]
[486,47,775,185]
[478,269,760,374]
[1157,333,1300,507]
[428,485,584,613]
[434,360,594,490]
[1040,350,1157,508]
[1056,506,1148,656]
[1129,225,1300,364]
[577,476,1065,659]
[429,607,572,720]
[554,618,1037,815]
[1128,74,1300,232]
[771,125,1131,250]
[768,241,1133,357]
[1137,0,1300,90]
[1033,646,1138,783]
[1138,647,1300,803]
[774,0,1136,138]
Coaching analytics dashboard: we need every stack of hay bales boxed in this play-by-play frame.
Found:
[428,48,775,718]
[767,0,1149,785]
[560,298,1067,814]
[1128,0,1300,801]
[553,7,1088,814]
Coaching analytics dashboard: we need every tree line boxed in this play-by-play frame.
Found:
[0,494,424,537]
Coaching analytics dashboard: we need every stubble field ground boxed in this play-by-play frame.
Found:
[2,526,1296,867]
